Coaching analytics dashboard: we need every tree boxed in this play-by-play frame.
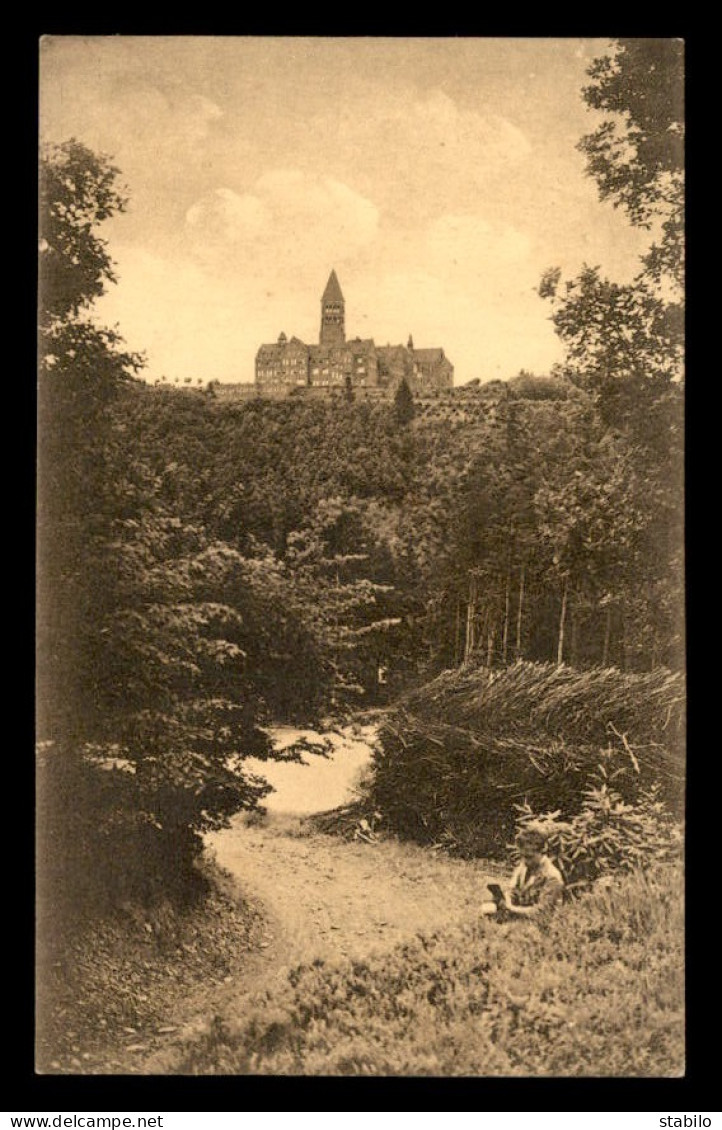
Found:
[284,498,401,706]
[536,39,684,671]
[39,139,128,324]
[538,264,683,436]
[38,140,143,739]
[539,39,684,434]
[578,38,684,290]
[37,141,275,910]
[343,373,355,403]
[82,507,274,891]
[393,377,416,426]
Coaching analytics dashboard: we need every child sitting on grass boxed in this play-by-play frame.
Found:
[482,827,564,924]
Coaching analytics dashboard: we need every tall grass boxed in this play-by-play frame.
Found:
[176,862,683,1077]
[368,661,684,857]
[401,661,685,749]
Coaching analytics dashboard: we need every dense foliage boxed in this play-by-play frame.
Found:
[579,38,684,287]
[38,38,684,915]
[101,375,683,690]
[515,779,682,888]
[38,142,277,910]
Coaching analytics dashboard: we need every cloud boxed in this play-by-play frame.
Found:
[182,170,380,274]
[325,87,530,167]
[308,87,532,222]
[108,87,223,148]
[411,89,531,166]
[426,214,532,275]
[40,65,223,177]
[102,87,223,162]
[185,188,270,240]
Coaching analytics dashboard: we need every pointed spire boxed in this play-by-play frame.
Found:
[320,269,346,345]
[322,269,344,303]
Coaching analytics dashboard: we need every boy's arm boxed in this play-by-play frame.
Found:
[503,862,523,908]
[504,902,535,918]
[507,875,564,919]
[538,876,564,916]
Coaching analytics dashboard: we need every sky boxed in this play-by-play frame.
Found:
[39,36,655,386]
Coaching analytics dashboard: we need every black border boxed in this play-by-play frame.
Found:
[21,24,708,1114]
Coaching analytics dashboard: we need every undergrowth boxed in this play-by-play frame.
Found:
[176,862,684,1077]
[35,858,264,1074]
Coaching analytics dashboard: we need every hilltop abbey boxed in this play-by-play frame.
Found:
[254,271,454,397]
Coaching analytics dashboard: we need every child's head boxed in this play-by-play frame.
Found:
[515,827,547,861]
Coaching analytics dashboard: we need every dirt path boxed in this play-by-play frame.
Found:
[215,815,501,964]
[138,813,503,1074]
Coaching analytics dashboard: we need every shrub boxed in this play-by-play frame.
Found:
[514,775,683,888]
[400,661,685,761]
[507,373,570,400]
[36,738,258,916]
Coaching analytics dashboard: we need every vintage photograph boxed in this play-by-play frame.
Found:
[37,36,685,1076]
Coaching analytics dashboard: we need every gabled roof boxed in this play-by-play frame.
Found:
[256,343,283,360]
[257,337,308,359]
[322,269,344,303]
[309,339,376,360]
[376,344,410,358]
[413,348,447,363]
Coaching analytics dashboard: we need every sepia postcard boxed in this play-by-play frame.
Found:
[36,36,685,1079]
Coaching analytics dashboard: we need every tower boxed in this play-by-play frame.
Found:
[320,269,345,346]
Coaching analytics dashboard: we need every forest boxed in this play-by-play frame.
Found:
[37,329,684,896]
[36,39,685,1076]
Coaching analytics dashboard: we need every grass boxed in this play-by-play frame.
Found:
[175,862,684,1077]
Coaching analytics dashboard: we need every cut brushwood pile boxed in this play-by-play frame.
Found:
[367,661,685,859]
[305,804,382,842]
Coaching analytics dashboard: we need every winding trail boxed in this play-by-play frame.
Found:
[137,814,502,1073]
[134,725,504,1074]
[212,814,498,967]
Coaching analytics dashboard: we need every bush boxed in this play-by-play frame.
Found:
[515,774,683,888]
[400,661,685,761]
[36,741,215,917]
[507,373,570,400]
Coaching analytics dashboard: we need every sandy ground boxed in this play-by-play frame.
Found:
[211,813,500,967]
[242,722,377,814]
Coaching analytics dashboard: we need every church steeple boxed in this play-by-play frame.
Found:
[320,269,345,345]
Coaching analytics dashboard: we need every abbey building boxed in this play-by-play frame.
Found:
[255,271,453,396]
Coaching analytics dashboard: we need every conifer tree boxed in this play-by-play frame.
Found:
[393,377,415,426]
